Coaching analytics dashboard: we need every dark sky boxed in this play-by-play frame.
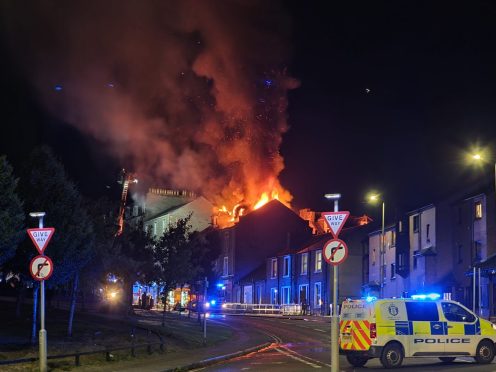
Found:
[2,1,496,221]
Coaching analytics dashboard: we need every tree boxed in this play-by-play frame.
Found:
[153,216,195,312]
[17,146,94,340]
[0,155,24,267]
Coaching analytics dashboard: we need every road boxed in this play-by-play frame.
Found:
[199,315,496,371]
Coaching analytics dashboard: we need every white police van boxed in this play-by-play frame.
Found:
[340,294,496,368]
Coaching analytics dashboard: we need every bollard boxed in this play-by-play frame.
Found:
[131,328,136,357]
[105,349,111,362]
[147,330,152,354]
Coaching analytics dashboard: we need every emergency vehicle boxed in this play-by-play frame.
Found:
[340,294,496,368]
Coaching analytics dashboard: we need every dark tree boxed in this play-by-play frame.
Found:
[0,155,24,267]
[17,146,94,340]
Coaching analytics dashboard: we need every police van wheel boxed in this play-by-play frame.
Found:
[345,354,368,367]
[380,343,404,369]
[475,340,495,364]
[439,357,456,363]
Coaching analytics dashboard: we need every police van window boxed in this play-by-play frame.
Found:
[442,302,476,323]
[405,301,439,321]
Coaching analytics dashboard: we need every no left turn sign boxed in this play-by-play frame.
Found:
[29,255,54,281]
[323,238,348,266]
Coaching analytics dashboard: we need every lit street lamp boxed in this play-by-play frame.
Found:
[368,193,385,299]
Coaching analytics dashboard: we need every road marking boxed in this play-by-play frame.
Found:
[279,345,332,368]
[313,328,326,332]
[275,347,322,368]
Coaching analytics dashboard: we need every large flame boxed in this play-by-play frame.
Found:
[214,180,292,228]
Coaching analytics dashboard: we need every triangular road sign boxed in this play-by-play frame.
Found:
[322,211,350,239]
[27,228,55,254]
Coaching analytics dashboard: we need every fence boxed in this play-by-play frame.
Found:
[221,303,302,315]
[0,326,164,368]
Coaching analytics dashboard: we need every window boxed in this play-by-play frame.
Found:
[281,286,291,305]
[315,251,322,272]
[301,253,308,275]
[398,220,403,233]
[283,256,290,277]
[398,253,406,272]
[299,284,309,303]
[314,282,322,308]
[270,258,277,278]
[391,263,396,279]
[223,256,229,276]
[270,288,278,304]
[391,230,396,247]
[405,301,439,321]
[426,223,430,242]
[153,222,157,236]
[475,201,483,219]
[413,215,419,233]
[162,219,166,232]
[442,302,475,323]
[474,241,482,262]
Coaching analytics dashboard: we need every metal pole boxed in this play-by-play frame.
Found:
[473,266,476,313]
[331,198,339,372]
[380,202,385,298]
[478,268,482,316]
[203,277,207,345]
[38,215,47,372]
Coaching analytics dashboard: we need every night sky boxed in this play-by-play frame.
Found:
[2,1,496,222]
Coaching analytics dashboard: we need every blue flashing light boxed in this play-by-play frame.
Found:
[210,299,216,305]
[216,283,223,288]
[411,293,441,300]
[365,296,377,303]
[264,79,273,87]
[54,84,63,91]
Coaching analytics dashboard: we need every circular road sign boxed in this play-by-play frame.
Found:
[323,238,348,266]
[29,255,54,281]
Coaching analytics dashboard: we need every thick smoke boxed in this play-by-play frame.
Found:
[1,1,297,208]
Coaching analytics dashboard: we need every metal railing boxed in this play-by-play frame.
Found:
[221,303,302,315]
[0,326,164,368]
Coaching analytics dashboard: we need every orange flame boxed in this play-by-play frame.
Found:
[214,181,292,228]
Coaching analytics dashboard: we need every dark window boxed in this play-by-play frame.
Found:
[391,263,396,279]
[442,302,476,323]
[405,301,439,321]
[413,215,420,233]
[474,241,482,262]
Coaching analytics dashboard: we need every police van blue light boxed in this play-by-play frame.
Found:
[411,293,440,300]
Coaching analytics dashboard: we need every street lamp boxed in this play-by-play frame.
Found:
[368,193,385,299]
[29,211,47,372]
[468,152,495,314]
[324,192,341,372]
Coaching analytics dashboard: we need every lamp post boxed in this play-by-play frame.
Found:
[324,192,341,372]
[29,211,47,372]
[468,152,494,314]
[368,194,385,299]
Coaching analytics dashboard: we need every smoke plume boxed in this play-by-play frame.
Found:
[1,0,298,209]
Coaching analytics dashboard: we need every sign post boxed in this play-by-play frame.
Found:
[322,200,349,372]
[28,212,55,372]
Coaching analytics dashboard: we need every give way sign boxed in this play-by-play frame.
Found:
[322,211,349,239]
[27,228,55,254]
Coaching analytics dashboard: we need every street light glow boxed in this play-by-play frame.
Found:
[472,153,482,160]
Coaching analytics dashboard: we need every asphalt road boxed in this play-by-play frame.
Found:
[198,315,496,371]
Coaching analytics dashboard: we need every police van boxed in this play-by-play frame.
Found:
[340,294,496,368]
